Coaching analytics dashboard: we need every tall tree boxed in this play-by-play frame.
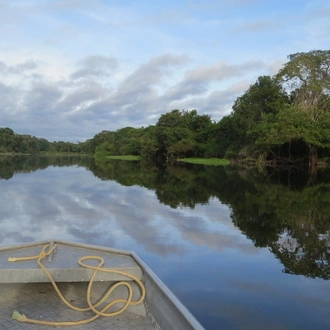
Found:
[217,76,289,158]
[155,110,193,159]
[276,50,330,167]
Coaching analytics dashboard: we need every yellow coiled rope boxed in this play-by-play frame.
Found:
[8,243,146,326]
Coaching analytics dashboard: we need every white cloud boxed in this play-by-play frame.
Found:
[71,55,118,79]
[0,0,329,141]
[0,167,256,256]
[0,60,38,74]
[23,81,63,114]
[164,60,265,101]
[0,82,20,114]
[235,19,276,33]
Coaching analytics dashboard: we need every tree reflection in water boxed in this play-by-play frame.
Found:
[1,155,330,280]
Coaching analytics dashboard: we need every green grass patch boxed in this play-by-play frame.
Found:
[178,158,230,166]
[106,155,142,161]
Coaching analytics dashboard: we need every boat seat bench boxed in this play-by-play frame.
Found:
[0,242,142,283]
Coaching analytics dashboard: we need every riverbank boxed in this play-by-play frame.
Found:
[0,152,90,156]
[105,155,142,161]
[177,158,230,166]
[100,155,230,165]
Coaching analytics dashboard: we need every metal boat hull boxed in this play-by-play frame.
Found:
[0,240,204,330]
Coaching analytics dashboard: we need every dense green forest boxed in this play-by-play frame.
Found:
[0,127,89,154]
[1,50,330,169]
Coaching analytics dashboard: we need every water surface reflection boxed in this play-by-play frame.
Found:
[1,155,330,329]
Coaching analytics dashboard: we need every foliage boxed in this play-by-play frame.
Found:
[155,109,214,159]
[274,50,330,166]
[213,76,290,159]
[254,107,330,148]
[90,109,216,161]
[177,158,230,166]
[105,155,141,160]
[2,49,330,170]
[0,127,88,154]
[214,50,330,168]
[276,50,330,122]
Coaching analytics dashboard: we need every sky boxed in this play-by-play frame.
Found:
[0,0,329,142]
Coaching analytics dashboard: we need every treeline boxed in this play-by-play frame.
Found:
[89,50,330,168]
[220,50,330,168]
[0,127,88,154]
[91,110,216,161]
[2,50,330,168]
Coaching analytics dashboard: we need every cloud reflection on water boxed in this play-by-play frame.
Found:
[2,160,330,330]
[0,165,255,258]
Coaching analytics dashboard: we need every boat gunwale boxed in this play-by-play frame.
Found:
[132,251,204,330]
[0,239,133,256]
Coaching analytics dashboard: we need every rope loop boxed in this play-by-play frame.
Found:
[10,244,146,326]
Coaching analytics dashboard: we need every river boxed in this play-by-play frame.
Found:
[1,155,330,329]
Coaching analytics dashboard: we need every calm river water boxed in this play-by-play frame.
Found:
[1,155,330,329]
